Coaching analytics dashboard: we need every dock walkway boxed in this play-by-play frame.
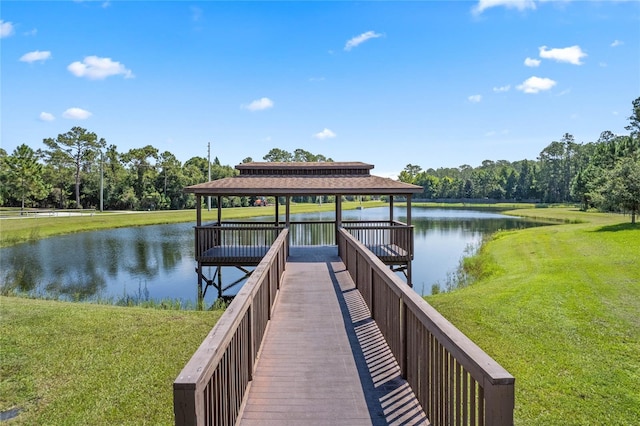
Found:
[238,246,427,425]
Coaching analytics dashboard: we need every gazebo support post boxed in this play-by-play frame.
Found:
[389,195,394,224]
[285,196,291,228]
[196,195,202,227]
[275,196,279,226]
[335,195,342,242]
[217,196,222,225]
[407,194,412,287]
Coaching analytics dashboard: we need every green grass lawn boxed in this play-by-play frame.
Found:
[0,297,222,425]
[426,208,640,425]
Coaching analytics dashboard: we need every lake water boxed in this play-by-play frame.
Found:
[0,207,547,307]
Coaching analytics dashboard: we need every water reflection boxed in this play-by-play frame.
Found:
[0,208,548,306]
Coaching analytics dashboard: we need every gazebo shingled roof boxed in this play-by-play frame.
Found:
[184,161,423,196]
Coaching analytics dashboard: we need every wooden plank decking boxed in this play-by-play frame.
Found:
[238,246,428,426]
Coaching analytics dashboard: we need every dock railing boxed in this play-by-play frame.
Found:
[174,229,289,425]
[195,223,285,262]
[343,220,413,262]
[338,228,514,426]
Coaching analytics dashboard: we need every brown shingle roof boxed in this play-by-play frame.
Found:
[185,162,422,196]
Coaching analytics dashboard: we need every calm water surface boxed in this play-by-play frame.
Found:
[0,207,547,306]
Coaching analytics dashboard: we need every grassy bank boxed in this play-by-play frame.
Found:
[0,201,386,248]
[426,208,640,425]
[0,297,222,424]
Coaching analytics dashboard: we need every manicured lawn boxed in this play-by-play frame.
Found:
[426,208,640,425]
[0,297,222,425]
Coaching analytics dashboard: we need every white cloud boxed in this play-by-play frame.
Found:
[39,112,55,122]
[611,40,623,47]
[20,50,52,63]
[63,107,92,120]
[468,94,482,103]
[1,20,15,38]
[313,128,337,140]
[67,56,134,80]
[539,45,587,65]
[472,0,536,15]
[524,57,541,67]
[517,76,557,94]
[344,31,382,51]
[243,97,274,111]
[493,84,511,93]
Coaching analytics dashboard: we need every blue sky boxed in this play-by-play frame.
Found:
[2,0,639,178]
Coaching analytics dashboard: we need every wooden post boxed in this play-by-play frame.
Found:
[217,196,222,225]
[285,196,290,227]
[196,195,202,227]
[336,195,342,242]
[275,196,279,226]
[389,195,394,224]
[484,381,515,426]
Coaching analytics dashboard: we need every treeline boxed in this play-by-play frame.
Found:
[0,132,334,211]
[1,98,638,221]
[399,97,640,222]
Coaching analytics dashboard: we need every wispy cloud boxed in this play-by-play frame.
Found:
[611,40,623,47]
[468,94,482,103]
[0,20,15,38]
[63,107,92,120]
[242,97,274,111]
[539,45,587,65]
[68,56,134,80]
[313,128,337,140]
[517,76,557,94]
[39,112,55,122]
[472,0,536,15]
[344,31,382,51]
[485,129,509,137]
[493,85,511,93]
[191,6,203,22]
[20,50,52,63]
[524,57,541,67]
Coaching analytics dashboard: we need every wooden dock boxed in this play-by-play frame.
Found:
[238,247,427,425]
[174,229,514,426]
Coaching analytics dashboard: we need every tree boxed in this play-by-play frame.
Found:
[263,148,293,162]
[43,127,106,208]
[1,144,49,210]
[121,145,159,209]
[399,164,422,184]
[625,96,640,140]
[598,157,640,223]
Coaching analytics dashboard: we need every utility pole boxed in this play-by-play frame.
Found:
[207,142,211,211]
[100,150,104,212]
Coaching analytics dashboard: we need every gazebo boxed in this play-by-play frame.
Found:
[184,161,423,299]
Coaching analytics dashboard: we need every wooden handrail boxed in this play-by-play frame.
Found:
[338,229,514,426]
[174,229,289,425]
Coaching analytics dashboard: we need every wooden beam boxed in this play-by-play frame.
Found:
[196,195,202,227]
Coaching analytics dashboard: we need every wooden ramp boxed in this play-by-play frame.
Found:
[238,246,428,426]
